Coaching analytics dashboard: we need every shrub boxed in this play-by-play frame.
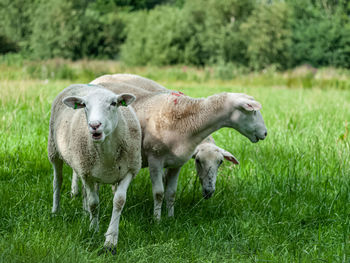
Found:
[121,5,199,65]
[186,0,255,65]
[1,0,350,69]
[0,0,38,52]
[30,0,85,59]
[289,0,350,68]
[120,11,149,65]
[240,2,292,70]
[121,0,256,66]
[0,35,19,54]
[30,0,126,60]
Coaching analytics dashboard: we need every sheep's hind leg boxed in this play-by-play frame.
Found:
[104,173,133,254]
[71,171,79,198]
[51,159,63,214]
[148,156,165,221]
[82,184,89,213]
[82,178,100,232]
[164,167,181,217]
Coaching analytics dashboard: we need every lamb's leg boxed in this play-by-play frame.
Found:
[82,184,89,213]
[71,171,79,198]
[164,167,181,217]
[148,156,165,220]
[52,159,63,213]
[82,178,100,232]
[104,173,133,253]
[81,182,99,213]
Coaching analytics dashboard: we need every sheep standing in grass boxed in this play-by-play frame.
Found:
[47,84,141,252]
[87,79,267,220]
[192,136,239,198]
[88,74,240,199]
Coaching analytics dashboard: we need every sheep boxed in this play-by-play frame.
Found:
[87,78,267,220]
[192,136,239,198]
[88,74,240,199]
[47,83,141,252]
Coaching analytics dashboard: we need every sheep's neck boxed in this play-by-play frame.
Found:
[169,93,230,146]
[89,121,125,164]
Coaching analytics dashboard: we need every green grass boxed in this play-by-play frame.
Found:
[0,62,350,262]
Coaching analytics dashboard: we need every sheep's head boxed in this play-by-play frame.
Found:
[194,143,239,199]
[63,87,135,143]
[228,94,267,143]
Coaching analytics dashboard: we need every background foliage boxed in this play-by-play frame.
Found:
[1,0,350,69]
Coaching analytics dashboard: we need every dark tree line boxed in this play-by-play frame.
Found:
[1,0,349,69]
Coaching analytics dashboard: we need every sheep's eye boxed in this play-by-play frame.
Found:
[219,160,223,165]
[111,101,117,106]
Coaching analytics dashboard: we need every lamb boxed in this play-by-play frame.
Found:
[47,83,141,252]
[87,78,267,220]
[89,74,240,199]
[192,136,240,198]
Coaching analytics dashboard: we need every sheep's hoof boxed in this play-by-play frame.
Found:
[99,246,117,256]
[50,212,58,218]
[51,209,59,217]
[153,212,161,222]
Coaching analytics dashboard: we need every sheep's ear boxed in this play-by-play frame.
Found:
[62,96,86,109]
[117,93,136,107]
[219,149,239,165]
[240,100,262,111]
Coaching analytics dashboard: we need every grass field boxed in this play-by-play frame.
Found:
[0,61,350,262]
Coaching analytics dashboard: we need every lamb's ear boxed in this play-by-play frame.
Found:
[219,148,239,165]
[240,100,262,111]
[62,96,86,109]
[117,93,136,107]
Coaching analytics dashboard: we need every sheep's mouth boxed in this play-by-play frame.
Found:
[92,132,103,140]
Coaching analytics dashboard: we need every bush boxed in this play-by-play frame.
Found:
[240,2,292,70]
[78,0,127,59]
[122,5,200,65]
[1,0,350,69]
[0,0,38,52]
[186,0,255,65]
[290,0,350,68]
[121,0,256,66]
[30,0,85,59]
[0,35,19,54]
[30,0,126,60]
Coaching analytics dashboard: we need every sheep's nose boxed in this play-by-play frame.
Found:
[89,121,101,130]
[264,131,267,137]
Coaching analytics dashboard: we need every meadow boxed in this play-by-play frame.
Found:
[0,60,349,262]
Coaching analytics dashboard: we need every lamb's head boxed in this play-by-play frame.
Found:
[194,143,239,199]
[63,87,135,143]
[227,93,267,143]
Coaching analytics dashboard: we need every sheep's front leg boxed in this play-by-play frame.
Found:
[71,171,79,198]
[104,173,133,253]
[52,159,63,213]
[164,167,181,217]
[82,178,100,232]
[148,156,165,220]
